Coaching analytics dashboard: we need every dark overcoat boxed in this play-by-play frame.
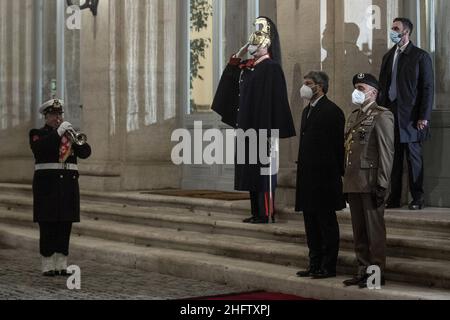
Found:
[378,42,434,143]
[29,125,91,223]
[212,58,296,192]
[295,96,346,212]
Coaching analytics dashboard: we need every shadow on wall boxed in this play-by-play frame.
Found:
[322,22,372,116]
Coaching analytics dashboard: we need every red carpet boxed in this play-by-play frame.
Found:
[191,291,315,300]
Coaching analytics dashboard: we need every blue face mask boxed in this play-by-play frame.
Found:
[390,30,403,44]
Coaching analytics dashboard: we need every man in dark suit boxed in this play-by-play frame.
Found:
[378,18,434,210]
[295,71,346,279]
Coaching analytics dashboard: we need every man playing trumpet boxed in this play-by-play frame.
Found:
[29,99,91,276]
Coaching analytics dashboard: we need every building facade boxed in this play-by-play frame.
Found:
[0,0,449,206]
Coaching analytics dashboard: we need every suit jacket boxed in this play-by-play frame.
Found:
[378,42,434,143]
[295,96,346,212]
[343,102,395,194]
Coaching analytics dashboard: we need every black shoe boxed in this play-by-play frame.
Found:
[311,270,336,279]
[343,275,367,287]
[42,270,56,277]
[408,200,425,211]
[296,267,319,278]
[250,217,269,224]
[385,201,401,209]
[243,216,256,223]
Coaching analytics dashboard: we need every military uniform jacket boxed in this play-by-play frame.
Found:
[212,58,296,192]
[29,125,92,223]
[343,102,395,194]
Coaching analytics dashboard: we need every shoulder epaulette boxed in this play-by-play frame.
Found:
[375,105,389,112]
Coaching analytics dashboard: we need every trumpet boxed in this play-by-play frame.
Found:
[66,127,88,146]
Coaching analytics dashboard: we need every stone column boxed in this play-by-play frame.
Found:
[0,0,36,183]
[275,0,322,206]
[424,0,450,207]
[79,0,181,192]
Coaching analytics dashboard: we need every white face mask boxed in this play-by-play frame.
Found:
[352,89,367,105]
[300,85,314,100]
[248,45,259,56]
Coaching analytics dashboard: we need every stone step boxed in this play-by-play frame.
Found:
[1,209,450,290]
[2,194,450,262]
[2,183,449,234]
[0,223,449,300]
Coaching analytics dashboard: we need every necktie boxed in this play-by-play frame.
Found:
[307,104,313,119]
[389,48,402,102]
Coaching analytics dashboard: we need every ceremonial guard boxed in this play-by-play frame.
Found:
[343,74,395,288]
[212,17,296,224]
[29,99,91,276]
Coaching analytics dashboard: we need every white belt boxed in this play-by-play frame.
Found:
[35,163,79,171]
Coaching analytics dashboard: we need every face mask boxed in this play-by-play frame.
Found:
[352,89,367,105]
[300,85,314,100]
[248,45,259,56]
[390,30,403,44]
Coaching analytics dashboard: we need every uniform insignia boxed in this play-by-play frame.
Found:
[362,116,375,126]
[32,135,40,142]
[357,73,365,80]
[59,135,72,163]
[359,131,366,140]
[376,106,389,112]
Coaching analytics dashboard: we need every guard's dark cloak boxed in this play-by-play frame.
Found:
[212,59,296,192]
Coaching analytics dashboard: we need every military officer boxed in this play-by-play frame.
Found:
[343,74,395,288]
[29,99,91,277]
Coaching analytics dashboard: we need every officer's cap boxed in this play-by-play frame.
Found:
[352,73,380,91]
[39,99,65,115]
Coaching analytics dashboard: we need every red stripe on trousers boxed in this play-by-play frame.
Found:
[264,193,269,217]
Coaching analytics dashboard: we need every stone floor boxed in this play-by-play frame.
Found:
[0,243,244,300]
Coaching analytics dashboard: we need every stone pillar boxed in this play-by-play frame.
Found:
[275,0,322,206]
[0,0,36,183]
[79,0,181,192]
[423,0,450,207]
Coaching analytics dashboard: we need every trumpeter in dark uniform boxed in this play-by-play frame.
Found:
[212,17,296,224]
[29,99,91,276]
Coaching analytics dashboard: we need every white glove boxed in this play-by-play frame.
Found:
[235,42,250,59]
[57,121,73,137]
